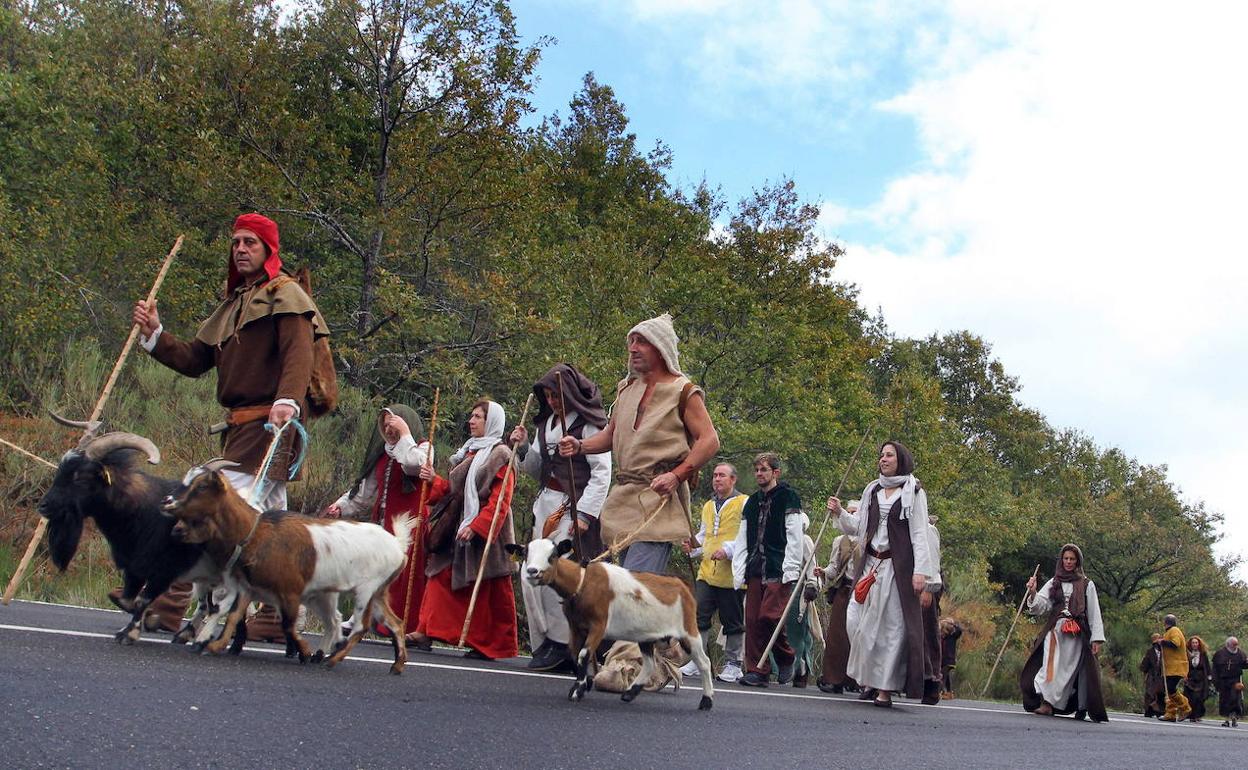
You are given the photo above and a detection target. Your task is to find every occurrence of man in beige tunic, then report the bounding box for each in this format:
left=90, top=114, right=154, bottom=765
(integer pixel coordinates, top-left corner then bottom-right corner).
left=559, top=313, right=719, bottom=574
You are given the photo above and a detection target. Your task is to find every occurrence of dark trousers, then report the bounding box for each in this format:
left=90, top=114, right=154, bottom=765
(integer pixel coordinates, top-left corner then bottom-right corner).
left=694, top=580, right=745, bottom=635
left=744, top=577, right=793, bottom=675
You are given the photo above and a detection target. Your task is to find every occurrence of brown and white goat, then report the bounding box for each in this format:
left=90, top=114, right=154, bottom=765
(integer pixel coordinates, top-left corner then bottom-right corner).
left=505, top=538, right=713, bottom=710
left=162, top=465, right=413, bottom=674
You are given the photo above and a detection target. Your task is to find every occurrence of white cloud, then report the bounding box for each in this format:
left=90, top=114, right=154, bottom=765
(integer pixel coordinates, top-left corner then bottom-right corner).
left=829, top=2, right=1248, bottom=573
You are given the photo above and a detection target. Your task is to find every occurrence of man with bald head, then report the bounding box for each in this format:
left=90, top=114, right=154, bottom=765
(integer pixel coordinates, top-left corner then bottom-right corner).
left=1212, top=636, right=1248, bottom=727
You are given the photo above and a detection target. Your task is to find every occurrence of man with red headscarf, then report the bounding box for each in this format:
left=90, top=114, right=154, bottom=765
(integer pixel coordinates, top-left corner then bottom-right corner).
left=130, top=214, right=329, bottom=634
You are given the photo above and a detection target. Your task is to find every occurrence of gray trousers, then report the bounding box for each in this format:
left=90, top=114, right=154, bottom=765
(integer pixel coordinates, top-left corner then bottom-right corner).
left=619, top=541, right=672, bottom=574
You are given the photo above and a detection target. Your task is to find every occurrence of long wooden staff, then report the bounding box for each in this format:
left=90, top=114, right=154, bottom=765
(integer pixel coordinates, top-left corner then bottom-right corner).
left=458, top=393, right=534, bottom=646
left=553, top=371, right=586, bottom=563
left=3, top=235, right=183, bottom=605
left=979, top=563, right=1041, bottom=698
left=0, top=437, right=58, bottom=470
left=400, top=388, right=439, bottom=635
left=756, top=428, right=872, bottom=669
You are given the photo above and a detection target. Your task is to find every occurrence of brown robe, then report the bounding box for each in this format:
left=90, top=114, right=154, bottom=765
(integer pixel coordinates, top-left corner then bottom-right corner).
left=851, top=487, right=932, bottom=699
left=423, top=444, right=515, bottom=590
left=1018, top=581, right=1108, bottom=722
left=150, top=274, right=324, bottom=481
left=1212, top=646, right=1248, bottom=717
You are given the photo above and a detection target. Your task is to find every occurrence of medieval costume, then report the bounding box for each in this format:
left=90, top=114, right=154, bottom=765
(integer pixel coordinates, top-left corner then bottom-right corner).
left=731, top=478, right=804, bottom=685
left=1183, top=636, right=1212, bottom=722
left=137, top=213, right=327, bottom=633
left=515, top=364, right=611, bottom=669
left=330, top=405, right=433, bottom=637
left=817, top=532, right=858, bottom=693
left=918, top=519, right=945, bottom=704
left=939, top=618, right=962, bottom=699
left=1159, top=619, right=1191, bottom=721
left=1019, top=544, right=1108, bottom=722
left=599, top=314, right=702, bottom=574
left=778, top=516, right=821, bottom=688
left=417, top=401, right=518, bottom=660
left=684, top=487, right=749, bottom=682
left=1211, top=639, right=1248, bottom=726
left=840, top=442, right=937, bottom=703
left=1138, top=639, right=1166, bottom=718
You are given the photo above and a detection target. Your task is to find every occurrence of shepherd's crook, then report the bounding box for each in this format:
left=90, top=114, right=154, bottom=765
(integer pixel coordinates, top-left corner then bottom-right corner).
left=401, top=388, right=439, bottom=635
left=755, top=428, right=872, bottom=670
left=458, top=393, right=534, bottom=647
left=3, top=235, right=183, bottom=605
left=979, top=563, right=1041, bottom=698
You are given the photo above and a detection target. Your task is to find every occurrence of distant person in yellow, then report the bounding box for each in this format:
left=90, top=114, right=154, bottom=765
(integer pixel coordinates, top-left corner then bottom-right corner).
left=679, top=463, right=748, bottom=682
left=1160, top=614, right=1192, bottom=721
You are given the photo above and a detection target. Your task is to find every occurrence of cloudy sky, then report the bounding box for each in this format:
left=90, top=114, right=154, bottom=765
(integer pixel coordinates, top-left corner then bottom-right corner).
left=514, top=0, right=1248, bottom=575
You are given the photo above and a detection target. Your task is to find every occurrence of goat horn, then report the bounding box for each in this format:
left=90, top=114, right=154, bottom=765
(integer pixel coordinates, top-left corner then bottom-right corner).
left=82, top=433, right=161, bottom=465
left=200, top=458, right=241, bottom=473
left=48, top=410, right=103, bottom=438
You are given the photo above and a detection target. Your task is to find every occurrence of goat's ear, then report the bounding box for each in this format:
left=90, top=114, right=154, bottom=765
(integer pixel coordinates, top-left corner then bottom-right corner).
left=503, top=543, right=526, bottom=562
left=555, top=539, right=574, bottom=557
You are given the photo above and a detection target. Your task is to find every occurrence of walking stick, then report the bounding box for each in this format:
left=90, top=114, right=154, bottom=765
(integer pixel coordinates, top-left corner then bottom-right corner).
left=3, top=235, right=183, bottom=605
left=756, top=428, right=872, bottom=670
left=401, top=388, right=439, bottom=635
left=979, top=563, right=1041, bottom=698
left=553, top=371, right=585, bottom=564
left=458, top=393, right=534, bottom=647
left=0, top=437, right=57, bottom=470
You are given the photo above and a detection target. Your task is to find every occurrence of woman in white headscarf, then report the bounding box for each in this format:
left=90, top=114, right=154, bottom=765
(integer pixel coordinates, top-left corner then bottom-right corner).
left=826, top=440, right=937, bottom=707
left=416, top=399, right=518, bottom=659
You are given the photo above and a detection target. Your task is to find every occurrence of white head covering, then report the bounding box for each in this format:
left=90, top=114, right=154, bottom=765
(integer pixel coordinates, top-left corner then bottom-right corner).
left=449, top=400, right=506, bottom=533
left=628, top=312, right=682, bottom=376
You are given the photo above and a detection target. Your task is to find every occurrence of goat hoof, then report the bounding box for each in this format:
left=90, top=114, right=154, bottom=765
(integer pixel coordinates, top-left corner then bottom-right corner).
left=189, top=641, right=206, bottom=654
left=621, top=684, right=642, bottom=703
left=567, top=684, right=583, bottom=701
left=698, top=696, right=713, bottom=711
left=311, top=651, right=325, bottom=664
left=298, top=652, right=310, bottom=664
left=390, top=663, right=403, bottom=676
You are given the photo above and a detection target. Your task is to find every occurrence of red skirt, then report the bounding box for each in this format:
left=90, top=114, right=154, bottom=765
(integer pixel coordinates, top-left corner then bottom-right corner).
left=417, top=568, right=518, bottom=659
left=385, top=513, right=427, bottom=634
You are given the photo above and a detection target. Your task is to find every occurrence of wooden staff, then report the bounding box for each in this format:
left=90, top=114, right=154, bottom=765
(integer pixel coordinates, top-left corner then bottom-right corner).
left=458, top=393, right=534, bottom=647
left=3, top=235, right=183, bottom=605
left=553, top=371, right=586, bottom=563
left=400, top=388, right=439, bottom=635
left=756, top=428, right=872, bottom=669
left=0, top=437, right=57, bottom=469
left=980, top=563, right=1041, bottom=698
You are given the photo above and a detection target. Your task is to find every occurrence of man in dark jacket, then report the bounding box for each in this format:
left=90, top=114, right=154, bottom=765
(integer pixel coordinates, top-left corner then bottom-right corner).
left=731, top=452, right=804, bottom=688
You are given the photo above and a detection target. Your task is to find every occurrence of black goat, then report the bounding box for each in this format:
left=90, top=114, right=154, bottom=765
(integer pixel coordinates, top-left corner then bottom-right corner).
left=38, top=418, right=242, bottom=649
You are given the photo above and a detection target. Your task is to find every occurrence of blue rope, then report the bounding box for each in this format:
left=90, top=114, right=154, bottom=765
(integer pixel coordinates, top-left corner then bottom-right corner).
left=247, top=418, right=309, bottom=508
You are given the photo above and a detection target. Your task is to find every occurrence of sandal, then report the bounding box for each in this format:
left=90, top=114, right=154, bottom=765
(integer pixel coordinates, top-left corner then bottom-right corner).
left=404, top=633, right=433, bottom=651
left=873, top=693, right=892, bottom=708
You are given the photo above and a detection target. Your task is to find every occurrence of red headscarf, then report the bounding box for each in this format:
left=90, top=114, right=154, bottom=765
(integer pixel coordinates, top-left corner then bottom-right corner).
left=227, top=213, right=283, bottom=293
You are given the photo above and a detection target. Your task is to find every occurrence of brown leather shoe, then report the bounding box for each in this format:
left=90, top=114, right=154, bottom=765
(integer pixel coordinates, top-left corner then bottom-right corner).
left=1035, top=702, right=1053, bottom=716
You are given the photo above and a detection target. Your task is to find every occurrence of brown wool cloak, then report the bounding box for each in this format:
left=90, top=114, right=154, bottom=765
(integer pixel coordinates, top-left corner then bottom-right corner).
left=1018, top=584, right=1109, bottom=722
left=424, top=444, right=515, bottom=591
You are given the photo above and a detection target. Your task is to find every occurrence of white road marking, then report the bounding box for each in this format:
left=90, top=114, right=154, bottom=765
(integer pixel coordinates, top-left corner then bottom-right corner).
left=0, top=612, right=1243, bottom=736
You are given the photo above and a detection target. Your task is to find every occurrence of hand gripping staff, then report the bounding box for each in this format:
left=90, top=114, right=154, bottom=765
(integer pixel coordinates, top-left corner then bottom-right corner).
left=3, top=235, right=183, bottom=605
left=458, top=393, right=535, bottom=647
left=755, top=428, right=872, bottom=668
left=401, top=388, right=439, bottom=635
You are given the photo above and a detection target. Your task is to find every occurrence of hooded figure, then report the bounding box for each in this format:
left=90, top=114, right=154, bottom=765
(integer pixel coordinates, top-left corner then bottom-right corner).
left=1019, top=544, right=1108, bottom=722
left=512, top=363, right=612, bottom=670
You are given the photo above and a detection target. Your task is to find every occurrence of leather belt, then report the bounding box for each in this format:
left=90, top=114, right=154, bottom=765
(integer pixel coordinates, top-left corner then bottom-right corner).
left=209, top=403, right=273, bottom=435
left=867, top=545, right=892, bottom=560
left=544, top=477, right=564, bottom=493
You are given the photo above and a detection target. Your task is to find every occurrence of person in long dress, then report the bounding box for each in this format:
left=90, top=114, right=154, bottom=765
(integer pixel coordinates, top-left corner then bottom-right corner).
left=417, top=400, right=518, bottom=660
left=326, top=404, right=433, bottom=644
left=825, top=440, right=937, bottom=708
left=1183, top=635, right=1213, bottom=722
left=1019, top=543, right=1108, bottom=722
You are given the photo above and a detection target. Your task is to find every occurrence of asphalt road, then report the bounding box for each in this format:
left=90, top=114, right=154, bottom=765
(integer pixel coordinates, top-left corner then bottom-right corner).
left=1, top=600, right=1244, bottom=769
